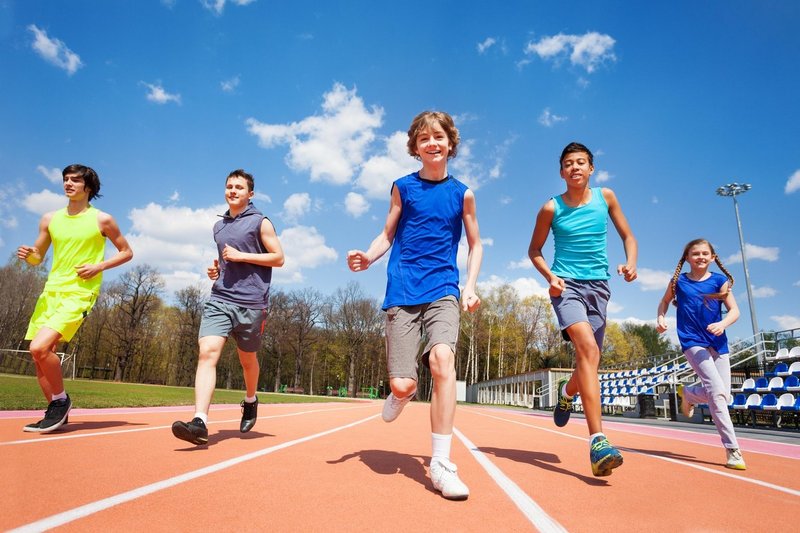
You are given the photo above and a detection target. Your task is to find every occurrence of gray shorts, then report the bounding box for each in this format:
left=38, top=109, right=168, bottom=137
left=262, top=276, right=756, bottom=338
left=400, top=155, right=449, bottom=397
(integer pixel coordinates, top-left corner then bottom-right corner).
left=199, top=299, right=267, bottom=353
left=550, top=278, right=610, bottom=349
left=385, top=295, right=460, bottom=380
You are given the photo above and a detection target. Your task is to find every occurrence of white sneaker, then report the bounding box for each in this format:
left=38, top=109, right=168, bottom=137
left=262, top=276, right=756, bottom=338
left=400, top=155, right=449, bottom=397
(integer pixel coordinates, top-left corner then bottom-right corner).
left=430, top=458, right=469, bottom=500
left=725, top=448, right=746, bottom=470
left=381, top=391, right=414, bottom=422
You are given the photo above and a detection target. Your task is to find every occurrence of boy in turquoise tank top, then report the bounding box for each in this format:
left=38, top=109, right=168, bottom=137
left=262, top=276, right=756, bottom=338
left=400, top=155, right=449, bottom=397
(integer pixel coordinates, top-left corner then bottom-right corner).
left=17, top=164, right=133, bottom=433
left=528, top=143, right=637, bottom=476
left=347, top=111, right=483, bottom=500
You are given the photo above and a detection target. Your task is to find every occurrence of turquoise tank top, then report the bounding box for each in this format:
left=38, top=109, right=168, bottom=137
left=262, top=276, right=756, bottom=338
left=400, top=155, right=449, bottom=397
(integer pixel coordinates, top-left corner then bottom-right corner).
left=550, top=188, right=610, bottom=280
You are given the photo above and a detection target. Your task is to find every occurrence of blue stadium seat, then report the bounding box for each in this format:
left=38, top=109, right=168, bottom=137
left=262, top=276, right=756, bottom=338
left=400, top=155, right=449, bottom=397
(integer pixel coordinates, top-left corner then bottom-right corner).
left=754, top=377, right=770, bottom=393
left=766, top=362, right=789, bottom=378
left=731, top=393, right=748, bottom=410
left=760, top=393, right=779, bottom=411
left=784, top=375, right=800, bottom=392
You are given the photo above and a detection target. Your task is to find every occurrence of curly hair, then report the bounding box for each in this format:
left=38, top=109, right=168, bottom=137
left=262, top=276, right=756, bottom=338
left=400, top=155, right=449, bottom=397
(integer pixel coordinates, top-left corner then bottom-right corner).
left=406, top=111, right=460, bottom=160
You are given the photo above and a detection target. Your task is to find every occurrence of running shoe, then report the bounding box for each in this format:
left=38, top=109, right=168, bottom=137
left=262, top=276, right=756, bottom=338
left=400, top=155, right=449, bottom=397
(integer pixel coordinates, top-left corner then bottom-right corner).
left=381, top=390, right=415, bottom=423
left=677, top=384, right=695, bottom=418
left=240, top=397, right=258, bottom=433
left=725, top=448, right=747, bottom=470
left=590, top=435, right=624, bottom=477
left=23, top=395, right=71, bottom=433
left=172, top=417, right=209, bottom=445
left=553, top=378, right=573, bottom=427
left=430, top=458, right=469, bottom=500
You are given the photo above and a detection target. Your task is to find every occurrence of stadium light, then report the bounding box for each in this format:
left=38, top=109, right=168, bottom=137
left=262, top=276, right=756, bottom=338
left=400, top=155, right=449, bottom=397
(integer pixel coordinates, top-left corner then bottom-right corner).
left=715, top=182, right=758, bottom=337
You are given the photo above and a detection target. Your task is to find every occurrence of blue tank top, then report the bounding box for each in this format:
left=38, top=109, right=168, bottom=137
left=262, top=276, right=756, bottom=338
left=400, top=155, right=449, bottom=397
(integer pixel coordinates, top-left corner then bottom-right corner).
left=211, top=203, right=273, bottom=309
left=382, top=173, right=467, bottom=309
left=550, top=188, right=610, bottom=280
left=675, top=272, right=729, bottom=353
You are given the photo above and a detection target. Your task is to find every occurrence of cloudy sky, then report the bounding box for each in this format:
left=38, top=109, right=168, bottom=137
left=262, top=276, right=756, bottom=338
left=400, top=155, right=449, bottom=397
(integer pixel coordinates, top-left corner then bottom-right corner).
left=1, top=1, right=799, bottom=344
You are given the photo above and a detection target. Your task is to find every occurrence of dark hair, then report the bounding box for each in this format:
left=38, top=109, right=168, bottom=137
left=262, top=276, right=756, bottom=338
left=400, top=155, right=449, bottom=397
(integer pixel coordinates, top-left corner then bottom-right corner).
left=669, top=238, right=735, bottom=307
left=559, top=142, right=594, bottom=168
left=63, top=164, right=101, bottom=201
left=406, top=111, right=460, bottom=159
left=227, top=169, right=254, bottom=191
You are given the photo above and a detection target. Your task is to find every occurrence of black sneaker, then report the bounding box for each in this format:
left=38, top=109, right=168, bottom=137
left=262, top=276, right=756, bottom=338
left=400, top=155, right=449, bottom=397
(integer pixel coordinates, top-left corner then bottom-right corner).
left=553, top=379, right=573, bottom=428
left=172, top=417, right=209, bottom=445
left=24, top=395, right=72, bottom=433
left=240, top=397, right=258, bottom=433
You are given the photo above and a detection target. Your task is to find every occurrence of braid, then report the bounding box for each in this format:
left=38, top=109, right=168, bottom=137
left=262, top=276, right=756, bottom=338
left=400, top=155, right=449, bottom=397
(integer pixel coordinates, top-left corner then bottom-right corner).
left=714, top=256, right=734, bottom=292
left=669, top=258, right=685, bottom=307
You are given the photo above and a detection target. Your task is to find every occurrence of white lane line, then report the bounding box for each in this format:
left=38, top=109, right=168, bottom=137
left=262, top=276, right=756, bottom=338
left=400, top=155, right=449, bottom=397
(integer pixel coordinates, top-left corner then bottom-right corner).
left=454, top=427, right=567, bottom=533
left=8, top=413, right=380, bottom=533
left=471, top=410, right=800, bottom=498
left=0, top=404, right=376, bottom=446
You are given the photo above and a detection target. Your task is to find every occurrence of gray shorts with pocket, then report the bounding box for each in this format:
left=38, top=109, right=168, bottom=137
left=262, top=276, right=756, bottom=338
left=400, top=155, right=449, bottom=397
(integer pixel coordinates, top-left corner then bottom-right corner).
left=550, top=278, right=610, bottom=349
left=199, top=299, right=267, bottom=353
left=385, top=295, right=460, bottom=380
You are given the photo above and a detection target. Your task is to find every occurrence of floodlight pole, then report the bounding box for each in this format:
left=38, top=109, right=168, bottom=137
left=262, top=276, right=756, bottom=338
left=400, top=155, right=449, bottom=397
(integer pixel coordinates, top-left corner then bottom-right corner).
left=715, top=183, right=758, bottom=338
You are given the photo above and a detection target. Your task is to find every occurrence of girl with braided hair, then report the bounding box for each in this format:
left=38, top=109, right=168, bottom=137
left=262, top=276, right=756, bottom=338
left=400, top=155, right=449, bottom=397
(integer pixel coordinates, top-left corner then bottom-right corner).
left=656, top=238, right=745, bottom=470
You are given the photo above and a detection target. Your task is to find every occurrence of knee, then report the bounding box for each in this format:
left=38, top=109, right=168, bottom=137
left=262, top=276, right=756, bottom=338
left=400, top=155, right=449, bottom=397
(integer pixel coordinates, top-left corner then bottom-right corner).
left=197, top=346, right=221, bottom=367
left=391, top=380, right=417, bottom=398
left=28, top=341, right=53, bottom=362
left=427, top=345, right=454, bottom=378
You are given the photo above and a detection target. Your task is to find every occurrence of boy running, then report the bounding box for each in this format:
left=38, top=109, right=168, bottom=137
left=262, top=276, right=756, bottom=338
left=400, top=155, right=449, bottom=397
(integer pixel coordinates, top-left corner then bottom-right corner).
left=18, top=164, right=133, bottom=433
left=172, top=169, right=284, bottom=445
left=347, top=111, right=483, bottom=500
left=528, top=142, right=637, bottom=476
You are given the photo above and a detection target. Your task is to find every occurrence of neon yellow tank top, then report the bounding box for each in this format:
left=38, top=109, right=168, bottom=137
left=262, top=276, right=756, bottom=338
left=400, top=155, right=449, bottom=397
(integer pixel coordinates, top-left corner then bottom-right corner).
left=43, top=205, right=106, bottom=294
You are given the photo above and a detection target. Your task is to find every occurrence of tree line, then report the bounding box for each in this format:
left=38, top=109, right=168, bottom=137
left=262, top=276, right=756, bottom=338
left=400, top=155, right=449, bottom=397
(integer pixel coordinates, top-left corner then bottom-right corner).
left=0, top=258, right=677, bottom=398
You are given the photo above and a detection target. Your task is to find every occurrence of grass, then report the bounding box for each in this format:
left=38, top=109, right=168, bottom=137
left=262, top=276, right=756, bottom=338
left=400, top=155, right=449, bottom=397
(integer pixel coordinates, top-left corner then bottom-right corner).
left=0, top=374, right=352, bottom=410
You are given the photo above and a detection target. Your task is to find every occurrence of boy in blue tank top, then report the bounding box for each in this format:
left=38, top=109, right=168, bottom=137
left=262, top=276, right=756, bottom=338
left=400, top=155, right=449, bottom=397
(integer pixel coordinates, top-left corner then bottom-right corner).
left=347, top=111, right=483, bottom=500
left=172, top=169, right=285, bottom=446
left=528, top=142, right=637, bottom=476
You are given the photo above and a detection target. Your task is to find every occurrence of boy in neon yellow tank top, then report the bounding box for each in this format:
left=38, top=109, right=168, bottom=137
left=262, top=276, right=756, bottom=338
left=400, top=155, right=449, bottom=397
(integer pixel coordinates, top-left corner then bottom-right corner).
left=17, top=164, right=133, bottom=433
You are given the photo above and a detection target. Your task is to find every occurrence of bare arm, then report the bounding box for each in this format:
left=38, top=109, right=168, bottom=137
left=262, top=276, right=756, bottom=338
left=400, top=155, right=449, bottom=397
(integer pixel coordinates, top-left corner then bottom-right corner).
left=17, top=212, right=54, bottom=266
left=603, top=188, right=638, bottom=282
left=460, top=189, right=483, bottom=312
left=221, top=218, right=285, bottom=268
left=74, top=212, right=134, bottom=280
left=527, top=200, right=564, bottom=297
left=347, top=185, right=402, bottom=272
left=656, top=284, right=674, bottom=333
left=708, top=282, right=740, bottom=336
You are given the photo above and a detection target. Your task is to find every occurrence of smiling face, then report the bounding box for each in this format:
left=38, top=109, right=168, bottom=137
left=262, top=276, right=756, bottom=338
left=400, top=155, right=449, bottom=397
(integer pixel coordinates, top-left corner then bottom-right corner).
left=225, top=176, right=253, bottom=212
left=685, top=242, right=715, bottom=271
left=414, top=122, right=452, bottom=165
left=559, top=151, right=594, bottom=188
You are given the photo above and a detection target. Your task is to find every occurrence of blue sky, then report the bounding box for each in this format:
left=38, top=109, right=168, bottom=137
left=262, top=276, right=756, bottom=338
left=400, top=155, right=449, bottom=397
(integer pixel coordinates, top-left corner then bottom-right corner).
left=1, top=1, right=799, bottom=345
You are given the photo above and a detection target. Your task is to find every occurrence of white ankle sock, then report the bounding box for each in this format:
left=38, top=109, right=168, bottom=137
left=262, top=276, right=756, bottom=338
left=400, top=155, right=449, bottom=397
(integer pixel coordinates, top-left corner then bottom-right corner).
left=431, top=433, right=452, bottom=461
left=194, top=412, right=208, bottom=424
left=589, top=432, right=605, bottom=444
left=561, top=382, right=573, bottom=399
left=51, top=391, right=67, bottom=401
left=245, top=395, right=257, bottom=403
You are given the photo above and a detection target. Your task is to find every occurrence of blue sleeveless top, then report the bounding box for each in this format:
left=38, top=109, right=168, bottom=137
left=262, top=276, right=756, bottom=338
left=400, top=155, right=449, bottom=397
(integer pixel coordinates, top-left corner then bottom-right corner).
left=550, top=187, right=610, bottom=280
left=211, top=203, right=273, bottom=309
left=382, top=172, right=467, bottom=310
left=675, top=272, right=729, bottom=353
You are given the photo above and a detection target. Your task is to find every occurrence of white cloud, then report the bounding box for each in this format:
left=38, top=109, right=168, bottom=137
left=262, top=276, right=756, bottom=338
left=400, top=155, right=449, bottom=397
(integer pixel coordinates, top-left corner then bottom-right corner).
left=538, top=108, right=567, bottom=127
left=751, top=285, right=777, bottom=298
left=246, top=83, right=384, bottom=185
left=36, top=165, right=62, bottom=184
left=457, top=236, right=493, bottom=274
left=283, top=192, right=311, bottom=222
left=277, top=225, right=338, bottom=283
left=0, top=185, right=21, bottom=230
left=169, top=191, right=180, bottom=202
left=23, top=189, right=65, bottom=215
left=253, top=191, right=272, bottom=204
left=344, top=192, right=370, bottom=218
left=594, top=170, right=611, bottom=183
left=606, top=301, right=624, bottom=314
left=355, top=131, right=418, bottom=198
left=221, top=75, right=240, bottom=92
left=141, top=82, right=181, bottom=105
left=477, top=274, right=549, bottom=299
left=477, top=37, right=496, bottom=54
left=201, top=0, right=256, bottom=15
left=524, top=32, right=616, bottom=73
left=28, top=25, right=83, bottom=75
left=785, top=169, right=800, bottom=194
left=794, top=280, right=800, bottom=287
left=771, top=315, right=800, bottom=330
left=637, top=268, right=671, bottom=292
left=652, top=196, right=659, bottom=204
left=724, top=243, right=779, bottom=264
left=507, top=256, right=533, bottom=270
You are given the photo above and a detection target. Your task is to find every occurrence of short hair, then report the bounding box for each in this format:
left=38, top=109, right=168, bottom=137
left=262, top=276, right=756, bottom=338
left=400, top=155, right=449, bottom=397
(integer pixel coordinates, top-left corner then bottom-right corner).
left=406, top=111, right=460, bottom=159
left=559, top=142, right=594, bottom=168
left=63, top=164, right=101, bottom=201
left=226, top=169, right=254, bottom=191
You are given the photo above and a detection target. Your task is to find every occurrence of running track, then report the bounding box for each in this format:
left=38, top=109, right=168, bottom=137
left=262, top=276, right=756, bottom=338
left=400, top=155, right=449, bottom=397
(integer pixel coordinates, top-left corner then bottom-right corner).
left=2, top=399, right=798, bottom=532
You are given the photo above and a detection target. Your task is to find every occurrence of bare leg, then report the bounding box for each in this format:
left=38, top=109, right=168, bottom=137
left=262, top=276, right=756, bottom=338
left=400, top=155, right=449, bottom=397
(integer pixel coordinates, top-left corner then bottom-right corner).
left=564, top=322, right=602, bottom=435
left=29, top=328, right=64, bottom=401
left=237, top=349, right=259, bottom=398
left=194, top=336, right=227, bottom=415
left=428, top=344, right=456, bottom=435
